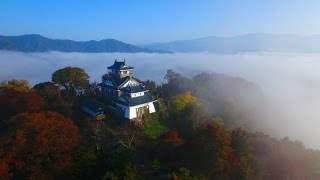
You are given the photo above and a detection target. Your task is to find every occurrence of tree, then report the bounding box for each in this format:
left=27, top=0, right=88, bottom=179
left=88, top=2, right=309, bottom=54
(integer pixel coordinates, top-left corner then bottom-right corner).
left=0, top=162, right=9, bottom=180
left=168, top=168, right=204, bottom=180
left=33, top=81, right=75, bottom=117
left=52, top=67, right=90, bottom=98
left=123, top=163, right=142, bottom=180
left=102, top=171, right=119, bottom=180
left=169, top=91, right=200, bottom=135
left=160, top=130, right=183, bottom=146
left=33, top=81, right=61, bottom=101
left=0, top=111, right=80, bottom=179
left=231, top=128, right=255, bottom=179
left=0, top=79, right=31, bottom=92
left=155, top=130, right=183, bottom=166
left=182, top=123, right=237, bottom=179
left=165, top=69, right=181, bottom=85
left=143, top=80, right=158, bottom=97
left=0, top=88, right=45, bottom=120
left=86, top=81, right=102, bottom=97
left=170, top=91, right=198, bottom=113
left=163, top=69, right=182, bottom=97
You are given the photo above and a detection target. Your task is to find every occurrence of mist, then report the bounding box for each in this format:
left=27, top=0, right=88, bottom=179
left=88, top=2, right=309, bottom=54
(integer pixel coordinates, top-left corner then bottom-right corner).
left=1, top=51, right=320, bottom=149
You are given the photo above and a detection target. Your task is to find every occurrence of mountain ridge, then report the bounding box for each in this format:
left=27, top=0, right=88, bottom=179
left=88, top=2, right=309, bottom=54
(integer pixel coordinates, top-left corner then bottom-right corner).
left=142, top=33, right=320, bottom=53
left=0, top=34, right=168, bottom=53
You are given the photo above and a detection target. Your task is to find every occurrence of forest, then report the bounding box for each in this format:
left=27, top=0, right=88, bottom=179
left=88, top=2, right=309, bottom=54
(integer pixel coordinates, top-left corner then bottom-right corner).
left=1, top=67, right=320, bottom=180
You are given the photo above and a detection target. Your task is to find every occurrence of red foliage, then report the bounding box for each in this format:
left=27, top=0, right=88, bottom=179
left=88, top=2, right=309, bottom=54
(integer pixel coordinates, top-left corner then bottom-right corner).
left=161, top=129, right=182, bottom=145
left=0, top=111, right=80, bottom=179
left=204, top=123, right=238, bottom=163
left=0, top=88, right=45, bottom=120
left=0, top=162, right=9, bottom=180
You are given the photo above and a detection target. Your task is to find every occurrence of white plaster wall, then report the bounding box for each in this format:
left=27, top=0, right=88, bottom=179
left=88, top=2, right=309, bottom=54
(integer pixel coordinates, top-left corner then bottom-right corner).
left=128, top=102, right=156, bottom=119
left=129, top=107, right=137, bottom=119
left=116, top=101, right=156, bottom=119
left=130, top=92, right=144, bottom=98
left=148, top=102, right=156, bottom=113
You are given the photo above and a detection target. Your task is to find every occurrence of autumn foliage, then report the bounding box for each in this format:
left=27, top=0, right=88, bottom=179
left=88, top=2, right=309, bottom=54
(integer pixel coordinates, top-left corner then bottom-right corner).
left=1, top=69, right=320, bottom=179
left=0, top=88, right=45, bottom=120
left=181, top=123, right=237, bottom=179
left=160, top=130, right=183, bottom=146
left=0, top=111, right=80, bottom=179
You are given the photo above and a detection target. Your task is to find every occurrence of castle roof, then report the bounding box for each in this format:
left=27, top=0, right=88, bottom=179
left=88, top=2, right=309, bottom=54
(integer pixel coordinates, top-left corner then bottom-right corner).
left=107, top=59, right=133, bottom=70
left=122, top=85, right=147, bottom=93
left=100, top=74, right=144, bottom=90
left=115, top=92, right=155, bottom=106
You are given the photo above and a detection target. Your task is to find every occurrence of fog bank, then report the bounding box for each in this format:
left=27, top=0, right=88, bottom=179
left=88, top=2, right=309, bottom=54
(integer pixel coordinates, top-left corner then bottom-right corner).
left=1, top=51, right=320, bottom=149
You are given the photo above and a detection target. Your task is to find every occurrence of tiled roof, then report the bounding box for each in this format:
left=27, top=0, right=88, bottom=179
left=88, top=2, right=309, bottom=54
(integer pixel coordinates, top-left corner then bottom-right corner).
left=101, top=75, right=145, bottom=90
left=122, top=85, right=147, bottom=93
left=115, top=92, right=155, bottom=106
left=107, top=60, right=133, bottom=70
left=100, top=75, right=131, bottom=88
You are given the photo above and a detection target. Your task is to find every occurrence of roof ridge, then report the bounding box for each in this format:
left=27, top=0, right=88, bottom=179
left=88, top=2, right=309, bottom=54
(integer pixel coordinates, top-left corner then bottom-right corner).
left=118, top=76, right=131, bottom=88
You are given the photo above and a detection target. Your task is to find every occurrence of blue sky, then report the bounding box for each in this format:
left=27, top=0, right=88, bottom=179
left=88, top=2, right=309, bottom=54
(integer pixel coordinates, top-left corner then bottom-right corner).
left=1, top=0, right=320, bottom=43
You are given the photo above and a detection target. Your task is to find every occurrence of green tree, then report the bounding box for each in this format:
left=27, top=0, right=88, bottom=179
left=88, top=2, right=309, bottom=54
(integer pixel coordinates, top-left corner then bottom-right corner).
left=52, top=67, right=90, bottom=98
left=33, top=82, right=61, bottom=101
left=154, top=98, right=169, bottom=121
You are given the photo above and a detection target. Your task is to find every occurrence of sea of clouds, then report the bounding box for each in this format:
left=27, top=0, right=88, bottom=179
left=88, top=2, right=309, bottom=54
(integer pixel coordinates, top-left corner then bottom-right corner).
left=1, top=51, right=320, bottom=149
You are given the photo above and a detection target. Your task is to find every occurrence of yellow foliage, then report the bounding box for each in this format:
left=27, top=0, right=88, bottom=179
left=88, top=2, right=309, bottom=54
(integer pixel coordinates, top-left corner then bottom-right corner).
left=0, top=80, right=31, bottom=92
left=170, top=91, right=198, bottom=112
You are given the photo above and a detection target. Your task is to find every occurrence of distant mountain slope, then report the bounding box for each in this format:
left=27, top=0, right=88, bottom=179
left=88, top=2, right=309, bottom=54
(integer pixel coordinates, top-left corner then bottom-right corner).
left=143, top=33, right=320, bottom=53
left=0, top=34, right=167, bottom=53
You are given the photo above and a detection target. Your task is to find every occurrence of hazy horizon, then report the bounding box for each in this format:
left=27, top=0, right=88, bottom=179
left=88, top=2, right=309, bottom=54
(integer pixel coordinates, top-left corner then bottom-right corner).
left=2, top=1, right=320, bottom=44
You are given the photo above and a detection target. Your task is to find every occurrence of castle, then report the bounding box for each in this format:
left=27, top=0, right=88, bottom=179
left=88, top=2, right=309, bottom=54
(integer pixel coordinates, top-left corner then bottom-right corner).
left=99, top=60, right=156, bottom=119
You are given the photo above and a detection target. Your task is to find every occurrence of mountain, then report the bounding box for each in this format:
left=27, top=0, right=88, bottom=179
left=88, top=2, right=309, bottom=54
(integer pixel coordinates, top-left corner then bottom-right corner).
left=143, top=33, right=320, bottom=53
left=0, top=34, right=168, bottom=53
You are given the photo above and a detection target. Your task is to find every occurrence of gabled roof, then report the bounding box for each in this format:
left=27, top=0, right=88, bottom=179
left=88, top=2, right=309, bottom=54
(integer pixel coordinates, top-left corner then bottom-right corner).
left=100, top=75, right=131, bottom=89
left=115, top=92, right=155, bottom=106
left=122, top=85, right=147, bottom=93
left=101, top=75, right=145, bottom=91
left=108, top=59, right=133, bottom=70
